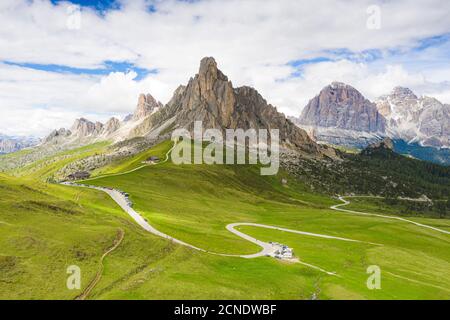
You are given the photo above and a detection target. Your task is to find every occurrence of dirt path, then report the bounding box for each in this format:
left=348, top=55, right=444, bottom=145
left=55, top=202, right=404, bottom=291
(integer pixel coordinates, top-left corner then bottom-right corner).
left=331, top=196, right=450, bottom=235
left=75, top=228, right=125, bottom=300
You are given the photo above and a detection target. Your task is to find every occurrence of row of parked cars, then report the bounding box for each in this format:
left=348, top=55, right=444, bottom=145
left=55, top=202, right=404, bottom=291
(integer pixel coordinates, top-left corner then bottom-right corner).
left=118, top=190, right=133, bottom=208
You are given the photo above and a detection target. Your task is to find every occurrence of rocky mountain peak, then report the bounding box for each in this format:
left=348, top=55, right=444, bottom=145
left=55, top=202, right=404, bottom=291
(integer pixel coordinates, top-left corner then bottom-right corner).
left=198, top=56, right=228, bottom=83
left=103, top=117, right=121, bottom=134
left=0, top=134, right=40, bottom=154
left=375, top=88, right=449, bottom=148
left=131, top=57, right=335, bottom=158
left=324, top=82, right=366, bottom=103
left=132, top=93, right=162, bottom=121
left=298, top=82, right=386, bottom=133
left=391, top=86, right=417, bottom=100
left=43, top=128, right=72, bottom=144
left=70, top=118, right=99, bottom=138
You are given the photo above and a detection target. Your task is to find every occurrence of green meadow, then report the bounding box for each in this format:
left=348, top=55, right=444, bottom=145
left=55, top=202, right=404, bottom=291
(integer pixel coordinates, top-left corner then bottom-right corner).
left=0, top=140, right=449, bottom=299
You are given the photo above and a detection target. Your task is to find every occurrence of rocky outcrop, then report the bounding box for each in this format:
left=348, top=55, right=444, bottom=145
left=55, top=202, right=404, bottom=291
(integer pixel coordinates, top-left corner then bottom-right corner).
left=0, top=139, right=19, bottom=154
left=367, top=137, right=394, bottom=151
left=299, top=82, right=386, bottom=133
left=361, top=137, right=395, bottom=157
left=44, top=116, right=122, bottom=145
left=43, top=128, right=72, bottom=144
left=102, top=117, right=121, bottom=135
left=70, top=118, right=100, bottom=138
left=132, top=94, right=163, bottom=121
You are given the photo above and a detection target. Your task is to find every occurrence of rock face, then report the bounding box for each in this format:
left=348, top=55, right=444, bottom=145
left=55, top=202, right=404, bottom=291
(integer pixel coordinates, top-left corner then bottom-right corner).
left=102, top=117, right=121, bottom=135
left=132, top=94, right=162, bottom=121
left=133, top=57, right=334, bottom=157
left=70, top=118, right=100, bottom=138
left=299, top=82, right=386, bottom=133
left=43, top=128, right=72, bottom=144
left=294, top=82, right=386, bottom=148
left=375, top=87, right=450, bottom=148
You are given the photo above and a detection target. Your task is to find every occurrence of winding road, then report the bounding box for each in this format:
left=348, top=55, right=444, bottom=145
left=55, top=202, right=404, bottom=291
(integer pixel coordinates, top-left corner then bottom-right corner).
left=331, top=195, right=450, bottom=235
left=63, top=181, right=363, bottom=275
left=62, top=144, right=449, bottom=277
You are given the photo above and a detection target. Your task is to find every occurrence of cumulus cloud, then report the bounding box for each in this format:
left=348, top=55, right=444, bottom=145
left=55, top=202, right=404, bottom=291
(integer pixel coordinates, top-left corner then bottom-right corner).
left=0, top=0, right=449, bottom=136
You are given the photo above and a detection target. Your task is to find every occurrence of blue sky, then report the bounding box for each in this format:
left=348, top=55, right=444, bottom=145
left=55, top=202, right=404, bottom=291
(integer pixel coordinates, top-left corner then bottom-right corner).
left=50, top=0, right=121, bottom=12
left=3, top=60, right=156, bottom=80
left=0, top=0, right=449, bottom=136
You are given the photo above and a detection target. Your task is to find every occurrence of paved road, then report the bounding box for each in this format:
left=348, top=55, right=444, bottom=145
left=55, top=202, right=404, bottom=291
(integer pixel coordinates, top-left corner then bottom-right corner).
left=59, top=146, right=380, bottom=276
left=63, top=182, right=207, bottom=252
left=63, top=181, right=372, bottom=275
left=66, top=181, right=363, bottom=258
left=226, top=222, right=369, bottom=257
left=331, top=196, right=450, bottom=235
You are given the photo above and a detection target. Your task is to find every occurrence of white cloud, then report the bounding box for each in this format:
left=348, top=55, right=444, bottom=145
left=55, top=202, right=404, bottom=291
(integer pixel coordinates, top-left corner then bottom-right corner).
left=0, top=0, right=449, bottom=136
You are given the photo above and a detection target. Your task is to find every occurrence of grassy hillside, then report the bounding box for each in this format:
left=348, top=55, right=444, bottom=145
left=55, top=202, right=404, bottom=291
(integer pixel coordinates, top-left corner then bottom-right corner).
left=0, top=173, right=139, bottom=299
left=1, top=140, right=449, bottom=299
left=0, top=173, right=322, bottom=300
left=3, top=142, right=110, bottom=181
left=83, top=140, right=450, bottom=299
left=345, top=197, right=450, bottom=219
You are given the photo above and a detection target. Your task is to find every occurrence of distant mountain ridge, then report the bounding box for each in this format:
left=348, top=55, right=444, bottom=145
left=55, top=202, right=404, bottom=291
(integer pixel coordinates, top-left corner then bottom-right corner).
left=293, top=83, right=449, bottom=164
left=42, top=92, right=162, bottom=147
left=0, top=134, right=39, bottom=154
left=376, top=86, right=449, bottom=149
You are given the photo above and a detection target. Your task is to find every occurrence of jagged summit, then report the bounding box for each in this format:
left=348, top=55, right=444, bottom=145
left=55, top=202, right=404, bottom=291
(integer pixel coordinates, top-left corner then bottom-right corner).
left=131, top=57, right=334, bottom=157
left=70, top=118, right=102, bottom=137
left=198, top=56, right=229, bottom=82
left=43, top=128, right=71, bottom=144
left=132, top=93, right=162, bottom=121
left=329, top=81, right=353, bottom=89
left=390, top=86, right=417, bottom=99
left=103, top=117, right=121, bottom=135
left=375, top=87, right=449, bottom=148
left=293, top=82, right=449, bottom=151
